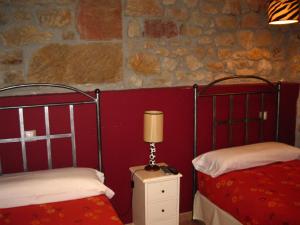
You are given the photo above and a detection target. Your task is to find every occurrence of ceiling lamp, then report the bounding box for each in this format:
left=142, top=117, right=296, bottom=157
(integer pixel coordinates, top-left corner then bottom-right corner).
left=268, top=0, right=299, bottom=25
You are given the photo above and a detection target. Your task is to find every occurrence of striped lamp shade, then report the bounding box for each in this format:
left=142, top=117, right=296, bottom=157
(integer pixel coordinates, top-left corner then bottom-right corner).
left=268, top=0, right=299, bottom=25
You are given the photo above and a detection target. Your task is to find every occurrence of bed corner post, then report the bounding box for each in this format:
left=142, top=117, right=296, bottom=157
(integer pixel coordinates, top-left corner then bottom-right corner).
left=95, top=89, right=103, bottom=172
left=193, top=84, right=198, bottom=217
left=276, top=81, right=281, bottom=142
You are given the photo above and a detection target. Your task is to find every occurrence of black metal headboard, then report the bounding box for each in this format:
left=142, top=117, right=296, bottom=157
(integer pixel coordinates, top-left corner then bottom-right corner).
left=0, top=83, right=102, bottom=174
left=192, top=75, right=280, bottom=198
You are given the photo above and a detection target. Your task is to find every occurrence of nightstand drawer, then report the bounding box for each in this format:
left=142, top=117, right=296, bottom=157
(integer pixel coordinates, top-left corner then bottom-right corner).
left=147, top=179, right=178, bottom=201
left=151, top=217, right=178, bottom=225
left=148, top=199, right=177, bottom=222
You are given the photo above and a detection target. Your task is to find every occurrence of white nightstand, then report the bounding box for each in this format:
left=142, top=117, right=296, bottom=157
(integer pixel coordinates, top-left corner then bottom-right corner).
left=129, top=163, right=182, bottom=225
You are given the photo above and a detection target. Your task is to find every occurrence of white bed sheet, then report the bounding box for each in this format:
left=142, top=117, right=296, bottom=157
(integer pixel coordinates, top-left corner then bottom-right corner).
left=193, top=191, right=242, bottom=225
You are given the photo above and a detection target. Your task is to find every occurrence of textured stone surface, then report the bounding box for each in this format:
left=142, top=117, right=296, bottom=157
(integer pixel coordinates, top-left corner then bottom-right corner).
left=198, top=36, right=213, bottom=45
left=29, top=43, right=122, bottom=83
left=0, top=50, right=22, bottom=65
left=257, top=59, right=272, bottom=75
left=183, top=0, right=198, bottom=8
left=218, top=48, right=233, bottom=59
left=200, top=2, right=218, bottom=14
left=1, top=25, right=52, bottom=47
left=126, top=0, right=163, bottom=16
left=215, top=33, right=235, bottom=46
left=245, top=48, right=271, bottom=60
left=237, top=30, right=253, bottom=49
left=180, top=24, right=202, bottom=37
left=190, top=11, right=212, bottom=27
left=255, top=30, right=272, bottom=46
left=222, top=0, right=241, bottom=15
left=162, top=57, right=178, bottom=71
left=128, top=19, right=141, bottom=38
left=0, top=70, right=25, bottom=86
left=77, top=0, right=122, bottom=40
left=172, top=47, right=189, bottom=56
left=236, top=68, right=256, bottom=75
left=162, top=0, right=176, bottom=5
left=241, top=13, right=262, bottom=29
left=215, top=15, right=238, bottom=29
left=207, top=62, right=224, bottom=72
left=185, top=55, right=202, bottom=71
left=246, top=0, right=266, bottom=12
left=62, top=30, right=75, bottom=40
left=14, top=10, right=32, bottom=21
left=0, top=11, right=7, bottom=25
left=129, top=53, right=160, bottom=75
left=166, top=8, right=189, bottom=21
left=38, top=9, right=71, bottom=27
left=144, top=20, right=178, bottom=38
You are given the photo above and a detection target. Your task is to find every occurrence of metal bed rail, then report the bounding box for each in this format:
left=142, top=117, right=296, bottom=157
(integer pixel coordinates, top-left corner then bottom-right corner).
left=0, top=83, right=102, bottom=175
left=192, top=75, right=281, bottom=202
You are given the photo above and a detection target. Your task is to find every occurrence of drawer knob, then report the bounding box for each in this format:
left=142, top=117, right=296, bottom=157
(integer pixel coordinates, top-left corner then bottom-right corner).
left=161, top=190, right=165, bottom=193
left=161, top=209, right=165, bottom=212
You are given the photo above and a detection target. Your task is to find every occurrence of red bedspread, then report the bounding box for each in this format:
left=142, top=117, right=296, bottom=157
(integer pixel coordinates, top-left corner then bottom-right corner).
left=198, top=160, right=300, bottom=225
left=0, top=195, right=123, bottom=225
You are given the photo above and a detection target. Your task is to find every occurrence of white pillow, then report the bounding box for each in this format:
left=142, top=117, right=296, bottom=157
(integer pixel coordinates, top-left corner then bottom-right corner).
left=0, top=167, right=115, bottom=208
left=192, top=142, right=300, bottom=178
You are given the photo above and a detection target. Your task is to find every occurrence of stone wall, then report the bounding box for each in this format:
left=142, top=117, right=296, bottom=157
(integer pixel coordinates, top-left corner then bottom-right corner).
left=1, top=0, right=300, bottom=143
left=1, top=0, right=300, bottom=90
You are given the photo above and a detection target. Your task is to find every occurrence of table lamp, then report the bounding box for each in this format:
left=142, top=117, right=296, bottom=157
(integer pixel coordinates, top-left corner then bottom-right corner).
left=144, top=110, right=163, bottom=171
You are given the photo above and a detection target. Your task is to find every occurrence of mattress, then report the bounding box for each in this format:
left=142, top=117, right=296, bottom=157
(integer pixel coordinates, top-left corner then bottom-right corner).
left=197, top=160, right=300, bottom=225
left=0, top=194, right=123, bottom=225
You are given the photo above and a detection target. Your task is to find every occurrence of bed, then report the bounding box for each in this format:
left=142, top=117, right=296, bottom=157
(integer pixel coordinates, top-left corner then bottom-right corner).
left=0, top=83, right=123, bottom=225
left=192, top=75, right=300, bottom=225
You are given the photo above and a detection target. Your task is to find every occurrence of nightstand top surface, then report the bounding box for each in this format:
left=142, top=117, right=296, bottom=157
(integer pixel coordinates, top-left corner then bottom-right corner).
left=129, top=163, right=182, bottom=183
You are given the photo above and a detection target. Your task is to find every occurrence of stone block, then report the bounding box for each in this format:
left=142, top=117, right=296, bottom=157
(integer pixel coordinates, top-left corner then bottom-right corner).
left=62, top=30, right=75, bottom=40
left=218, top=48, right=233, bottom=60
left=162, top=0, right=176, bottom=5
left=14, top=10, right=32, bottom=21
left=198, top=36, right=213, bottom=45
left=129, top=52, right=160, bottom=75
left=180, top=24, right=202, bottom=37
left=77, top=0, right=122, bottom=40
left=215, top=32, right=235, bottom=46
left=237, top=30, right=253, bottom=49
left=128, top=19, right=141, bottom=38
left=0, top=70, right=25, bottom=87
left=254, top=30, right=272, bottom=47
left=257, top=59, right=272, bottom=75
left=1, top=25, right=52, bottom=47
left=0, top=50, right=22, bottom=65
left=144, top=20, right=178, bottom=38
left=241, top=13, right=262, bottom=29
left=215, top=15, right=238, bottom=30
left=222, top=0, right=241, bottom=15
left=28, top=43, right=122, bottom=84
left=185, top=55, right=203, bottom=71
left=166, top=8, right=189, bottom=21
left=200, top=2, right=218, bottom=14
left=125, top=0, right=163, bottom=16
left=0, top=11, right=8, bottom=25
left=162, top=57, right=178, bottom=71
left=190, top=11, right=212, bottom=28
left=183, top=0, right=198, bottom=8
left=207, top=62, right=224, bottom=72
left=38, top=9, right=71, bottom=27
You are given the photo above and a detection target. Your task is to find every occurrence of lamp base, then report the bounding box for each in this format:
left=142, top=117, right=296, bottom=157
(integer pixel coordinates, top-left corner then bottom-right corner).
left=144, top=164, right=160, bottom=171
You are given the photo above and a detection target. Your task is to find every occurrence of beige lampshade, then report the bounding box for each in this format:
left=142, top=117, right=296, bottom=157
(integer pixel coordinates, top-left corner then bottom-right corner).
left=144, top=111, right=163, bottom=143
left=268, top=0, right=299, bottom=25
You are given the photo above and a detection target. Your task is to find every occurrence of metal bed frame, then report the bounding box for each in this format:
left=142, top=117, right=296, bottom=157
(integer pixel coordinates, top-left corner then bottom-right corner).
left=0, top=83, right=102, bottom=175
left=192, top=75, right=281, bottom=199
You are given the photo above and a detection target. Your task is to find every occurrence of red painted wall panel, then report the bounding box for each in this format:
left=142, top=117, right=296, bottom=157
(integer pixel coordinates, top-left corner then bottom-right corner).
left=0, top=83, right=298, bottom=224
